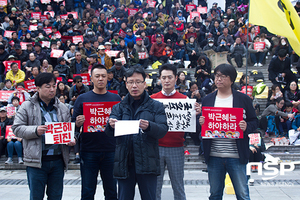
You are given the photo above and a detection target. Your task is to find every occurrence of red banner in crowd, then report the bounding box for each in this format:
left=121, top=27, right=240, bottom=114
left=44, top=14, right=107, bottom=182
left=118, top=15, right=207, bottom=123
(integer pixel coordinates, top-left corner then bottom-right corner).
left=249, top=133, right=261, bottom=145
left=50, top=49, right=64, bottom=58
left=119, top=29, right=126, bottom=38
left=128, top=8, right=138, bottom=16
left=114, top=57, right=126, bottom=65
left=201, top=107, right=244, bottom=139
left=40, top=15, right=49, bottom=22
left=197, top=7, right=207, bottom=14
left=241, top=86, right=253, bottom=97
left=60, top=14, right=68, bottom=20
left=56, top=77, right=63, bottom=86
left=0, top=0, right=7, bottom=6
left=0, top=91, right=13, bottom=102
left=5, top=126, right=17, bottom=139
left=55, top=31, right=62, bottom=38
left=3, top=60, right=21, bottom=72
left=43, top=27, right=52, bottom=35
left=138, top=52, right=148, bottom=59
left=254, top=42, right=265, bottom=50
left=105, top=50, right=120, bottom=57
left=31, top=12, right=41, bottom=20
left=24, top=80, right=37, bottom=91
left=67, top=12, right=78, bottom=19
left=190, top=12, right=200, bottom=19
left=29, top=25, right=38, bottom=31
left=44, top=11, right=55, bottom=17
left=6, top=106, right=16, bottom=117
left=20, top=42, right=33, bottom=50
left=83, top=102, right=120, bottom=132
left=147, top=0, right=156, bottom=8
left=72, top=35, right=84, bottom=44
left=108, top=90, right=118, bottom=94
left=45, top=122, right=75, bottom=144
left=73, top=74, right=90, bottom=85
left=4, top=31, right=15, bottom=39
left=186, top=5, right=196, bottom=12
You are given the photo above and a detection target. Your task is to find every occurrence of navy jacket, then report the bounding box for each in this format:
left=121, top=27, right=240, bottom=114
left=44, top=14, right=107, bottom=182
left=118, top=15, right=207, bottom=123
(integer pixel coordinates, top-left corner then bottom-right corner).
left=105, top=91, right=168, bottom=179
left=201, top=89, right=258, bottom=164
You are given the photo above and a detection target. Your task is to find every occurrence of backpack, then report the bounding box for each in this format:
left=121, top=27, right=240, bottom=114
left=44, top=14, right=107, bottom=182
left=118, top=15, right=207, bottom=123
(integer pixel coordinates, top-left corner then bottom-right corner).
left=266, top=116, right=279, bottom=136
left=250, top=70, right=264, bottom=82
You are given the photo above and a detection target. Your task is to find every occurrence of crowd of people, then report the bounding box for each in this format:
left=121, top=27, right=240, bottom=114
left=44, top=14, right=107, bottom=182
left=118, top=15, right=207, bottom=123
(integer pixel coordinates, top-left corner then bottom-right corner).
left=0, top=0, right=300, bottom=200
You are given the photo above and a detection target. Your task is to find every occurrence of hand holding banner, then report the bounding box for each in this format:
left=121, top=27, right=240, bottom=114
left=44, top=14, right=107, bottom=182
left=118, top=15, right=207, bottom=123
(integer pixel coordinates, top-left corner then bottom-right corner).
left=5, top=126, right=17, bottom=139
left=50, top=49, right=64, bottom=58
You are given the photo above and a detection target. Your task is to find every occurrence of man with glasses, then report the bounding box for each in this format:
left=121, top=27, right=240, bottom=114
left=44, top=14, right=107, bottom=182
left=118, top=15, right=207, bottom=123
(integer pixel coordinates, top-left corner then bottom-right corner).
left=106, top=66, right=168, bottom=200
left=69, top=76, right=89, bottom=106
left=70, top=52, right=89, bottom=78
left=97, top=45, right=113, bottom=69
left=72, top=64, right=121, bottom=200
left=199, top=64, right=258, bottom=200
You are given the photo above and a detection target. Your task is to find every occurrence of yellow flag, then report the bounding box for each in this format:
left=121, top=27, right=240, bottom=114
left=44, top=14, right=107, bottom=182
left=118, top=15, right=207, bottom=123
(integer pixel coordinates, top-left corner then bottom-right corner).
left=249, top=0, right=300, bottom=55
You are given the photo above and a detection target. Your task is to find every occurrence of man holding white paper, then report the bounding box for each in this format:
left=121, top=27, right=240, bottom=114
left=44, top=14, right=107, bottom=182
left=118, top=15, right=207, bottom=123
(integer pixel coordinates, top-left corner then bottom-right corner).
left=106, top=66, right=168, bottom=200
left=12, top=73, right=75, bottom=200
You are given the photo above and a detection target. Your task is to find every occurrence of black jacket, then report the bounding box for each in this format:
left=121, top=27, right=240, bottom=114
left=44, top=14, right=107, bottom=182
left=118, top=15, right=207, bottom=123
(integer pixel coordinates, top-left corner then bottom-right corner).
left=201, top=89, right=258, bottom=164
left=69, top=58, right=89, bottom=78
left=105, top=92, right=168, bottom=179
left=268, top=56, right=296, bottom=84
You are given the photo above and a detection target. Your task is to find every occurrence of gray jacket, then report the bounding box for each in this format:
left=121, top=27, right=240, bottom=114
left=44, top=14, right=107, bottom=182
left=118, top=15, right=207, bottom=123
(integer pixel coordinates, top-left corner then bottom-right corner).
left=12, top=93, right=71, bottom=169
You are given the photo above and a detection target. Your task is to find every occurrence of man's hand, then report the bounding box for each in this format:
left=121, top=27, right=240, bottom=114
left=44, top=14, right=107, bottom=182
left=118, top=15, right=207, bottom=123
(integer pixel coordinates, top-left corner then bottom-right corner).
left=76, top=115, right=85, bottom=127
left=17, top=138, right=22, bottom=142
left=288, top=113, right=294, bottom=119
left=37, top=125, right=48, bottom=136
left=71, top=96, right=77, bottom=102
left=0, top=136, right=4, bottom=140
left=195, top=102, right=201, bottom=115
left=66, top=140, right=76, bottom=146
left=239, top=120, right=247, bottom=131
left=139, top=119, right=149, bottom=130
left=109, top=118, right=118, bottom=129
left=199, top=116, right=205, bottom=125
left=250, top=146, right=257, bottom=153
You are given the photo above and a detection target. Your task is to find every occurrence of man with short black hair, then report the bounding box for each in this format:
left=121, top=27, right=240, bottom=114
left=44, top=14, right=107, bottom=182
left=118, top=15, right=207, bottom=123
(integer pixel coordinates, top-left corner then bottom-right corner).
left=70, top=52, right=89, bottom=78
left=72, top=64, right=121, bottom=200
left=106, top=66, right=168, bottom=200
left=12, top=73, right=75, bottom=200
left=69, top=76, right=90, bottom=105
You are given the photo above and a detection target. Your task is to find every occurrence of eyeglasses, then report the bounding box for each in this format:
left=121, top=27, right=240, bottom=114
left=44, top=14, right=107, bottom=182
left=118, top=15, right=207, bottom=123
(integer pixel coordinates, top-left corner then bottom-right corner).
left=126, top=81, right=144, bottom=86
left=76, top=80, right=82, bottom=83
left=215, top=74, right=228, bottom=80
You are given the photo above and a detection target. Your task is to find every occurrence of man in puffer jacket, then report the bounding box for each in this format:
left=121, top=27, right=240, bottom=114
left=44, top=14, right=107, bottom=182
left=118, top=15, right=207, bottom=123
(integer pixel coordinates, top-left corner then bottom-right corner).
left=106, top=66, right=168, bottom=200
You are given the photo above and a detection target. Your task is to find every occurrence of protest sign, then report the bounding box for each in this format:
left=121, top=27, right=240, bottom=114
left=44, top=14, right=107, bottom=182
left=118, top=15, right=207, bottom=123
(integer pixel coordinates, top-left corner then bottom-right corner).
left=0, top=91, right=13, bottom=102
left=20, top=42, right=33, bottom=50
left=0, top=0, right=7, bottom=6
left=156, top=99, right=196, bottom=132
left=5, top=126, right=17, bottom=139
left=190, top=12, right=200, bottom=19
left=40, top=41, right=51, bottom=48
left=73, top=74, right=90, bottom=85
left=119, top=29, right=126, bottom=38
left=241, top=86, right=253, bottom=97
left=147, top=0, right=156, bottom=7
left=128, top=8, right=138, bottom=16
left=114, top=57, right=126, bottom=65
left=60, top=14, right=68, bottom=20
left=45, top=122, right=75, bottom=144
left=67, top=12, right=78, bottom=19
left=43, top=27, right=52, bottom=35
left=105, top=50, right=120, bottom=57
left=186, top=4, right=196, bottom=12
left=24, top=80, right=37, bottom=91
left=41, top=0, right=51, bottom=3
left=115, top=120, right=140, bottom=136
left=56, top=77, right=63, bottom=86
left=55, top=31, right=62, bottom=38
left=249, top=133, right=261, bottom=146
left=31, top=12, right=41, bottom=20
left=201, top=107, right=244, bottom=139
left=197, top=7, right=207, bottom=13
left=50, top=49, right=64, bottom=58
left=40, top=15, right=48, bottom=22
left=72, top=35, right=83, bottom=44
left=29, top=25, right=38, bottom=31
left=83, top=102, right=120, bottom=132
left=4, top=31, right=15, bottom=39
left=3, top=60, right=21, bottom=72
left=108, top=90, right=118, bottom=94
left=6, top=106, right=16, bottom=117
left=204, top=50, right=229, bottom=69
left=44, top=11, right=55, bottom=17
left=254, top=42, right=266, bottom=50
left=138, top=52, right=148, bottom=59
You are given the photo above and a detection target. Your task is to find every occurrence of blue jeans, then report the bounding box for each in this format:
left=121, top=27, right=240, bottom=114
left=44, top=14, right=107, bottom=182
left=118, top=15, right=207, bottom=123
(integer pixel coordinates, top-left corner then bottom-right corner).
left=176, top=49, right=189, bottom=61
left=80, top=151, right=117, bottom=200
left=75, top=7, right=84, bottom=19
left=207, top=156, right=250, bottom=200
left=26, top=159, right=65, bottom=200
left=250, top=52, right=265, bottom=64
left=7, top=141, right=22, bottom=158
left=118, top=165, right=157, bottom=200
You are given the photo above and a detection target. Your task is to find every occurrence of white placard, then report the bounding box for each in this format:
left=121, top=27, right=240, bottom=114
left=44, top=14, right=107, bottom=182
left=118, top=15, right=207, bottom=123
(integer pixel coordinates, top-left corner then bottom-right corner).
left=156, top=99, right=196, bottom=132
left=45, top=122, right=75, bottom=144
left=114, top=120, right=140, bottom=136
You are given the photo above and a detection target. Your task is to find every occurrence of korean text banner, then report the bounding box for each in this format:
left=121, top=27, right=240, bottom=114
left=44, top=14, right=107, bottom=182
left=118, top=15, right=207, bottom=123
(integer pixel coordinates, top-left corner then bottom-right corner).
left=156, top=99, right=196, bottom=132
left=45, top=122, right=75, bottom=144
left=83, top=102, right=120, bottom=132
left=201, top=107, right=244, bottom=139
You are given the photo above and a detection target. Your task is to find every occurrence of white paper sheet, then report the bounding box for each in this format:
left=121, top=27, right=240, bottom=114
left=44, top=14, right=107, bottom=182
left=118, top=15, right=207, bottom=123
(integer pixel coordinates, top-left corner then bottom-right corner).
left=114, top=120, right=140, bottom=137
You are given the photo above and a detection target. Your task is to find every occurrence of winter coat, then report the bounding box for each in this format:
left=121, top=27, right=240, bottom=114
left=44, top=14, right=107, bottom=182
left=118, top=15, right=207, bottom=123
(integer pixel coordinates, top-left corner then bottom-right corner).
left=105, top=91, right=168, bottom=179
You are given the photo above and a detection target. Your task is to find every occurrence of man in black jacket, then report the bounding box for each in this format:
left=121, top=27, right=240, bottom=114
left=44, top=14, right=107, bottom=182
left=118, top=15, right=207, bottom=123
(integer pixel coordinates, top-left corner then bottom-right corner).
left=106, top=66, right=168, bottom=200
left=0, top=45, right=9, bottom=82
left=69, top=52, right=89, bottom=78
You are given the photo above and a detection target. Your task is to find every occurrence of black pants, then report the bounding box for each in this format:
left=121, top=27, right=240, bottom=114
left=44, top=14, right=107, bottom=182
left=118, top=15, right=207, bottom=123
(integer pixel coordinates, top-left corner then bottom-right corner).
left=0, top=139, right=7, bottom=158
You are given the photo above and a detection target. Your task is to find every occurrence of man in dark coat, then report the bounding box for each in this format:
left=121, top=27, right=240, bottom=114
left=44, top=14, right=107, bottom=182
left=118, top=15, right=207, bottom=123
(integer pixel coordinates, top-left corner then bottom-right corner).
left=106, top=66, right=168, bottom=200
